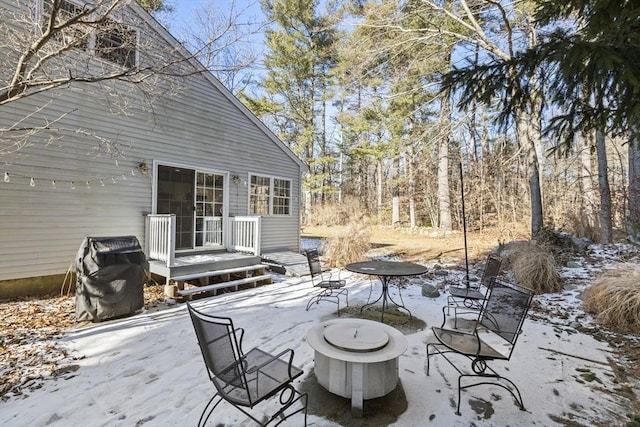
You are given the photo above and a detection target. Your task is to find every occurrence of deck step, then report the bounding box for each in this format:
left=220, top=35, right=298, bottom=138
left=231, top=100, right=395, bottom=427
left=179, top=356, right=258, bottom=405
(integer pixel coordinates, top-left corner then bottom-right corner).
left=176, top=274, right=272, bottom=297
left=171, top=264, right=267, bottom=282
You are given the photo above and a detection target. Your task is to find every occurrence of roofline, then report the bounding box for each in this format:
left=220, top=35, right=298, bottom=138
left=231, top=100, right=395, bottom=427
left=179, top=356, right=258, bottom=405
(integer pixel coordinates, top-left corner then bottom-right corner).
left=130, top=3, right=307, bottom=172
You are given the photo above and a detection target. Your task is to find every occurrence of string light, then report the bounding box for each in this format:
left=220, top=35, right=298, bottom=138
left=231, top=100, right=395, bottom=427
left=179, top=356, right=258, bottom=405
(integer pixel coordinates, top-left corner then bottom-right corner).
left=0, top=164, right=146, bottom=189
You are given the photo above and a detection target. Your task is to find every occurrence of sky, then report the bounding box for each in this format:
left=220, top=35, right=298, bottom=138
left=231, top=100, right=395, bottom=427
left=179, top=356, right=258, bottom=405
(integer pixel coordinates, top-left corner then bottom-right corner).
left=169, top=0, right=265, bottom=32
left=0, top=244, right=635, bottom=426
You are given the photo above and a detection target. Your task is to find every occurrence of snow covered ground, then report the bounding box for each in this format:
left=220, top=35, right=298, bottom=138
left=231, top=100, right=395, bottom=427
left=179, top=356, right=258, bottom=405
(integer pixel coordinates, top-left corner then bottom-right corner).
left=0, top=244, right=637, bottom=426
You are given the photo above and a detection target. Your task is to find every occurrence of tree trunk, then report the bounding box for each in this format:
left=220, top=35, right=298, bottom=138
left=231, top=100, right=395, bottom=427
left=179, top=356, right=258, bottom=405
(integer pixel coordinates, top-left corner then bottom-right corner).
left=376, top=159, right=383, bottom=223
left=595, top=130, right=613, bottom=243
left=516, top=110, right=544, bottom=237
left=392, top=156, right=400, bottom=226
left=304, top=187, right=312, bottom=226
left=579, top=133, right=596, bottom=233
left=437, top=90, right=452, bottom=232
left=407, top=145, right=417, bottom=227
left=627, top=135, right=640, bottom=243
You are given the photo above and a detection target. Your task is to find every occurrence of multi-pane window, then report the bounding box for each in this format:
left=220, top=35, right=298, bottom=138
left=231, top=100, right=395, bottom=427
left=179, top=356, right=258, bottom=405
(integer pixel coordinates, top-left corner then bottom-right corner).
left=250, top=175, right=270, bottom=215
left=195, top=173, right=224, bottom=247
left=41, top=0, right=137, bottom=68
left=249, top=175, right=291, bottom=216
left=42, top=0, right=90, bottom=48
left=273, top=179, right=291, bottom=215
left=96, top=19, right=137, bottom=68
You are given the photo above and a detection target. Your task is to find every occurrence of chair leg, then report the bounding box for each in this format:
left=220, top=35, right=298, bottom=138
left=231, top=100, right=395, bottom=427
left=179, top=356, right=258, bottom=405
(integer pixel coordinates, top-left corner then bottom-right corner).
left=458, top=372, right=526, bottom=415
left=271, top=386, right=308, bottom=427
left=199, top=393, right=223, bottom=427
left=427, top=343, right=526, bottom=416
left=306, top=288, right=341, bottom=314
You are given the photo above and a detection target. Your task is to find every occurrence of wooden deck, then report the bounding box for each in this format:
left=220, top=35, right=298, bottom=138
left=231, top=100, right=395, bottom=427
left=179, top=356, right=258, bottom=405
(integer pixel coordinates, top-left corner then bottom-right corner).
left=148, top=249, right=313, bottom=299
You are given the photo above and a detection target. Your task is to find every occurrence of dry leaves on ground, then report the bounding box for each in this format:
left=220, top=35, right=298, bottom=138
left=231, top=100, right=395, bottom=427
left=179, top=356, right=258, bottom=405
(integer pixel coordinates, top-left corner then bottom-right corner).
left=0, top=285, right=166, bottom=401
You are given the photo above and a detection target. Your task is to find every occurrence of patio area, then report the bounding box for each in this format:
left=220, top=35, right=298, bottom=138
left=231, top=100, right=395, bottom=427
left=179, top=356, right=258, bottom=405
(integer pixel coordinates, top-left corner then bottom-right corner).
left=0, top=255, right=635, bottom=426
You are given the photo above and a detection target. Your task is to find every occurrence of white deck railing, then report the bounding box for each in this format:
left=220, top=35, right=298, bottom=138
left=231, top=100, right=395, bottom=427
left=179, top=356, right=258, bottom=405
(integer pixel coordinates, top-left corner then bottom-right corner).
left=230, top=216, right=261, bottom=255
left=145, top=214, right=176, bottom=267
left=145, top=214, right=261, bottom=266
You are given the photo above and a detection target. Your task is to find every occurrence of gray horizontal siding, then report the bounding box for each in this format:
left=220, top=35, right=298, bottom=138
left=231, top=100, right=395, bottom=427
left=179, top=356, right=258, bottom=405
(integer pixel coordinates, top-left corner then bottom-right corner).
left=0, top=1, right=302, bottom=281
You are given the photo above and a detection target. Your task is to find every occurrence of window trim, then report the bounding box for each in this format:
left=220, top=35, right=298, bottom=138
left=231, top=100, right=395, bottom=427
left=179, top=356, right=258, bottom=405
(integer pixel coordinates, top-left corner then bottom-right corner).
left=40, top=0, right=139, bottom=68
left=248, top=174, right=292, bottom=216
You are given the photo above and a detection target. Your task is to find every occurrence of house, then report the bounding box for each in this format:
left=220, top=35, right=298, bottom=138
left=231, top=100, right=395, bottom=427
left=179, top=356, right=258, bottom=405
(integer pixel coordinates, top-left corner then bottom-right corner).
left=0, top=0, right=307, bottom=298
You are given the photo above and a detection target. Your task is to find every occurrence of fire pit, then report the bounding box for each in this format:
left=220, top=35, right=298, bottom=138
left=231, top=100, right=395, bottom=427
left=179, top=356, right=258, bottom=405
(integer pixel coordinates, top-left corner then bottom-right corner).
left=306, top=318, right=408, bottom=417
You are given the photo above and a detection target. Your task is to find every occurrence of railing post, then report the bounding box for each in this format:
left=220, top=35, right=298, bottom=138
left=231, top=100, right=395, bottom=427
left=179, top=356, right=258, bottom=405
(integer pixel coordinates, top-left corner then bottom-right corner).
left=253, top=216, right=261, bottom=256
left=146, top=214, right=175, bottom=267
left=167, top=215, right=175, bottom=267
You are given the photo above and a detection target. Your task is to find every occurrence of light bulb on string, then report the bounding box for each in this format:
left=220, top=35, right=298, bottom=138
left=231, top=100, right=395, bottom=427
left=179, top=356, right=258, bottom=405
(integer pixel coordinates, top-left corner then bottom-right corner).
left=30, top=177, right=35, bottom=187
left=3, top=172, right=9, bottom=183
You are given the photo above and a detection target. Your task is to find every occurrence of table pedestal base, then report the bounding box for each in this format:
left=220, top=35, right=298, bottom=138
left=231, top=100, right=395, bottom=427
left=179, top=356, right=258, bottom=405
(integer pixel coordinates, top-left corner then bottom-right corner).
left=313, top=351, right=399, bottom=417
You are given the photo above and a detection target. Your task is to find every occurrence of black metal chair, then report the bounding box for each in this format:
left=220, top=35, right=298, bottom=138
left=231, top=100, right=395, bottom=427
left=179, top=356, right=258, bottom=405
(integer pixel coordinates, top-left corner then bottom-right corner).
left=305, top=249, right=348, bottom=314
left=427, top=277, right=534, bottom=415
left=187, top=303, right=308, bottom=426
left=447, top=254, right=502, bottom=327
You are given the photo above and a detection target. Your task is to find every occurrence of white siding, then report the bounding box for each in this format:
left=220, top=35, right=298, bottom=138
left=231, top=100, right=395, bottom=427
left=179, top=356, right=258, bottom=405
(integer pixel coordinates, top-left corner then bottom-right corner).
left=0, top=0, right=304, bottom=281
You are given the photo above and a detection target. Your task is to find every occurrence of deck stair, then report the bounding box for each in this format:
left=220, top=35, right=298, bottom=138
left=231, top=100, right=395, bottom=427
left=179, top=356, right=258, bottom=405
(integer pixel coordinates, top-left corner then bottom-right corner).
left=261, top=250, right=311, bottom=277
left=174, top=263, right=272, bottom=298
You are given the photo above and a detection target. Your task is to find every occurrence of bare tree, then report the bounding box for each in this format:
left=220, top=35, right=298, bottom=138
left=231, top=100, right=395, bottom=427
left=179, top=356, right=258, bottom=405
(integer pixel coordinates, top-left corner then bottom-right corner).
left=0, top=0, right=258, bottom=156
left=178, top=0, right=265, bottom=95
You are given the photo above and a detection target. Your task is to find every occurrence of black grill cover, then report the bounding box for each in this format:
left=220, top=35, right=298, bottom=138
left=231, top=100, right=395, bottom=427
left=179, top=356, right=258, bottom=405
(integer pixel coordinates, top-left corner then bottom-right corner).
left=75, top=236, right=148, bottom=322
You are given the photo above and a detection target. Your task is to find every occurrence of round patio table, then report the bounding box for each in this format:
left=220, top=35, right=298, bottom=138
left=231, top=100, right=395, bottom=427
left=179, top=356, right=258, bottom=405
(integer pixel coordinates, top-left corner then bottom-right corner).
left=346, top=261, right=428, bottom=322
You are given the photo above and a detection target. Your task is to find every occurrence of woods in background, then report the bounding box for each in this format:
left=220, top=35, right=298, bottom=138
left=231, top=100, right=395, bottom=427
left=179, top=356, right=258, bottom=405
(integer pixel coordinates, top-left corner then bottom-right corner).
left=236, top=0, right=639, bottom=244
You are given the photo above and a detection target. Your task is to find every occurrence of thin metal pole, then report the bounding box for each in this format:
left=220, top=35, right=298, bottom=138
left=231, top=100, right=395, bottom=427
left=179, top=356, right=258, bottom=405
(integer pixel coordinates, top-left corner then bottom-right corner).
left=459, top=161, right=470, bottom=286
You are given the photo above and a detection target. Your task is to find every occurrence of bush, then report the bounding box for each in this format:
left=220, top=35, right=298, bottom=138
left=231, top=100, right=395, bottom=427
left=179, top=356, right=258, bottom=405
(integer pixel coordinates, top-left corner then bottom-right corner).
left=309, top=197, right=365, bottom=227
left=583, top=263, right=640, bottom=333
left=508, top=241, right=563, bottom=294
left=322, top=221, right=371, bottom=267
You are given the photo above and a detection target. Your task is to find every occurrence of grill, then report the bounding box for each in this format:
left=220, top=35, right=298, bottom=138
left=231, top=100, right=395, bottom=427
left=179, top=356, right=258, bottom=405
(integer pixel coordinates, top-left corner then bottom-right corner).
left=75, top=236, right=148, bottom=322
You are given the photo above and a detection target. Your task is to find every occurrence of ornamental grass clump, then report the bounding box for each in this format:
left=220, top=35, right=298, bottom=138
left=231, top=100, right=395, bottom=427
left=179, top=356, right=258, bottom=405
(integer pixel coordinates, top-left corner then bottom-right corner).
left=583, top=263, right=640, bottom=333
left=509, top=242, right=563, bottom=294
left=323, top=221, right=371, bottom=268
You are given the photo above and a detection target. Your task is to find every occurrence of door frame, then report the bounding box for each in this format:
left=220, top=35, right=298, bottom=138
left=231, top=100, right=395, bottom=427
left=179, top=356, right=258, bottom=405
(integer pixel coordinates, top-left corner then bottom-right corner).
left=152, top=160, right=230, bottom=252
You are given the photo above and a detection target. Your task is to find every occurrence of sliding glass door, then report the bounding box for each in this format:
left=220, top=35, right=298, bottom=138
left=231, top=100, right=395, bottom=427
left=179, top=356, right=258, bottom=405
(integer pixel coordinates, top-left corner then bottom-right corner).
left=156, top=165, right=225, bottom=251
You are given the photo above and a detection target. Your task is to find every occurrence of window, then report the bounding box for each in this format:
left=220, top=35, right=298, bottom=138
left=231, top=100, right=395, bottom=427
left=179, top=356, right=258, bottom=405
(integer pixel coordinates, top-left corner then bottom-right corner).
left=96, top=19, right=137, bottom=68
left=250, top=175, right=291, bottom=216
left=42, top=0, right=90, bottom=48
left=250, top=175, right=270, bottom=215
left=41, top=0, right=137, bottom=68
left=273, top=179, right=291, bottom=215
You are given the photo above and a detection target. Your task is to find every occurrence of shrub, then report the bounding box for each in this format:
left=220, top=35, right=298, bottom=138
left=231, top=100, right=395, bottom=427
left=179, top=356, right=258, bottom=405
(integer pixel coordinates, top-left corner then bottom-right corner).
left=310, top=197, right=366, bottom=227
left=583, top=263, right=640, bottom=333
left=322, top=221, right=371, bottom=267
left=508, top=241, right=563, bottom=294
